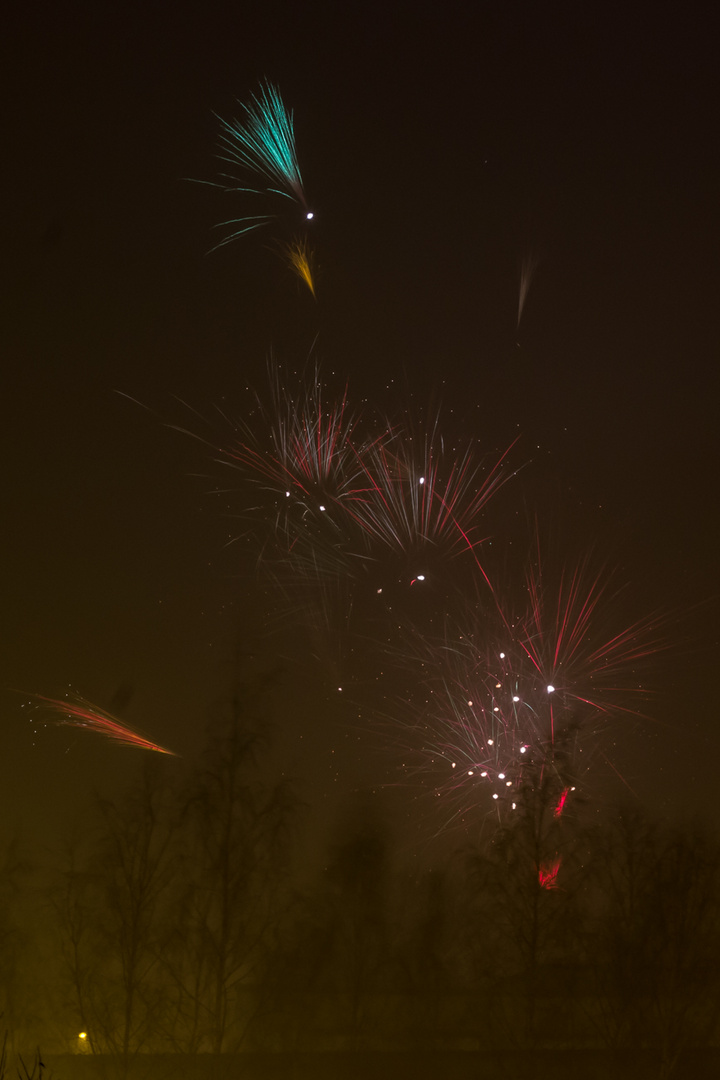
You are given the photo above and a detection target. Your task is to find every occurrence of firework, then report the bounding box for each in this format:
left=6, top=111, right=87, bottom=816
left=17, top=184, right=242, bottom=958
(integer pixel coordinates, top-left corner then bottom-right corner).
left=207, top=368, right=386, bottom=631
left=379, top=551, right=663, bottom=827
left=31, top=694, right=176, bottom=756
left=164, top=368, right=374, bottom=635
left=344, top=429, right=515, bottom=591
left=206, top=81, right=312, bottom=252
left=220, top=367, right=374, bottom=527
left=217, top=82, right=307, bottom=208
left=168, top=362, right=663, bottom=836
left=209, top=369, right=518, bottom=638
left=513, top=554, right=664, bottom=732
left=382, top=628, right=557, bottom=828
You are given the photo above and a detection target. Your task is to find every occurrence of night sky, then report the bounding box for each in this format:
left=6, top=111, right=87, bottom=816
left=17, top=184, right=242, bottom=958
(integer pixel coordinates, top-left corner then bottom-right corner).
left=3, top=3, right=719, bottom=855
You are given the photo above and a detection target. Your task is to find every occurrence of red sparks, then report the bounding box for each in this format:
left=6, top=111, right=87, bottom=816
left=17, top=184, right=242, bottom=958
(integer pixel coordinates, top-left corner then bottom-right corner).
left=538, top=856, right=562, bottom=889
left=554, top=787, right=569, bottom=817
left=34, top=695, right=176, bottom=756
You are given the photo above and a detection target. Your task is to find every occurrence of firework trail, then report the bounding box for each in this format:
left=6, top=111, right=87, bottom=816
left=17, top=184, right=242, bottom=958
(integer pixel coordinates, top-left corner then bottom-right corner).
left=517, top=250, right=539, bottom=328
left=538, top=856, right=562, bottom=889
left=30, top=694, right=176, bottom=756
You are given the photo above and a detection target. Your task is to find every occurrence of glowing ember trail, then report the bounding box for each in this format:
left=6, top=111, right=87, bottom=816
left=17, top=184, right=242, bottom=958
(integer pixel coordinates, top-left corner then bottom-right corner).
left=538, top=856, right=562, bottom=889
left=554, top=787, right=569, bottom=817
left=32, top=694, right=176, bottom=756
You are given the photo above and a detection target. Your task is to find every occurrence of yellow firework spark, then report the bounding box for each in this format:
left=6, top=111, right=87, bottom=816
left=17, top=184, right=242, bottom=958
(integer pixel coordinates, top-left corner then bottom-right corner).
left=284, top=237, right=316, bottom=297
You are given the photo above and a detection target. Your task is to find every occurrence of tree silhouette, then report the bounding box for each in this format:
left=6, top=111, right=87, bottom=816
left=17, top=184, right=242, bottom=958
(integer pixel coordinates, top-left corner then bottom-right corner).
left=462, top=740, right=585, bottom=1064
left=586, top=809, right=720, bottom=1078
left=161, top=678, right=297, bottom=1053
left=56, top=763, right=176, bottom=1074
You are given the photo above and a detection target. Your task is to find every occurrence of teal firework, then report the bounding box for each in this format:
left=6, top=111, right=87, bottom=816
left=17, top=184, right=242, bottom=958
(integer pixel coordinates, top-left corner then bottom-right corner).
left=216, top=81, right=307, bottom=210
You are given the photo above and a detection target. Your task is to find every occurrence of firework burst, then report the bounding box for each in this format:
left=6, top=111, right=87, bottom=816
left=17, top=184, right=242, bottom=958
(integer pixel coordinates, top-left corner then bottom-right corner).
left=219, top=367, right=378, bottom=534
left=379, top=552, right=664, bottom=828
left=344, top=428, right=516, bottom=592
left=207, top=369, right=517, bottom=639
left=206, top=367, right=385, bottom=630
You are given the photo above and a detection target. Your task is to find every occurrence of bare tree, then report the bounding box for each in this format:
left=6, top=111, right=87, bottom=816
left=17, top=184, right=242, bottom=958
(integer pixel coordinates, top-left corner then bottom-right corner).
left=587, top=810, right=720, bottom=1077
left=0, top=838, right=31, bottom=1049
left=393, top=866, right=454, bottom=1051
left=162, top=680, right=297, bottom=1054
left=462, top=745, right=586, bottom=1066
left=53, top=837, right=99, bottom=1049
left=316, top=805, right=394, bottom=1052
left=55, top=762, right=177, bottom=1076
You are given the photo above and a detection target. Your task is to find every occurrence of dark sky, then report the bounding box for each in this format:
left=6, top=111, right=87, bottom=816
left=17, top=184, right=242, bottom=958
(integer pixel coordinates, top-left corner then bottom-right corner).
left=2, top=3, right=719, bottom=854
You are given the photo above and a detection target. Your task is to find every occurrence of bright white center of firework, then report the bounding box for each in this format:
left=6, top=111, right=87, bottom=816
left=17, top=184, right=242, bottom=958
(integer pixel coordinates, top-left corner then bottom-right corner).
left=467, top=699, right=473, bottom=706
left=306, top=212, right=314, bottom=220
left=512, top=802, right=517, bottom=809
left=487, top=738, right=494, bottom=745
left=493, top=707, right=499, bottom=713
left=513, top=695, right=520, bottom=702
left=520, top=746, right=527, bottom=754
left=499, top=652, right=505, bottom=659
left=506, top=780, right=512, bottom=786
left=498, top=773, right=505, bottom=779
left=376, top=588, right=382, bottom=594
left=468, top=770, right=474, bottom=776
left=496, top=682, right=501, bottom=688
left=285, top=491, right=290, bottom=497
left=481, top=771, right=488, bottom=777
left=547, top=684, right=555, bottom=693
left=419, top=477, right=425, bottom=485
left=417, top=574, right=425, bottom=581
left=451, top=762, right=456, bottom=768
left=492, top=793, right=499, bottom=800
left=337, top=687, right=342, bottom=692
left=319, top=505, right=326, bottom=511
